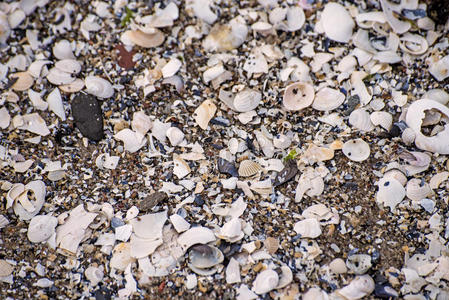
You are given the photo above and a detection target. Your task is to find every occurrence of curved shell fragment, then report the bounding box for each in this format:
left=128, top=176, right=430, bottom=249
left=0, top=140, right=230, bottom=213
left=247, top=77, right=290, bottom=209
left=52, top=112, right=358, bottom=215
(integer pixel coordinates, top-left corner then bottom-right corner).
left=123, top=29, right=165, bottom=48
left=312, top=87, right=345, bottom=111
left=252, top=269, right=279, bottom=295
left=399, top=33, right=428, bottom=55
left=376, top=177, right=405, bottom=210
left=194, top=99, right=216, bottom=130
left=27, top=215, right=58, bottom=243
left=53, top=39, right=75, bottom=60
left=233, top=88, right=261, bottom=112
left=321, top=3, right=355, bottom=43
left=177, top=226, right=216, bottom=251
left=336, top=275, right=375, bottom=299
left=293, top=218, right=322, bottom=238
left=10, top=72, right=34, bottom=91
left=55, top=59, right=82, bottom=75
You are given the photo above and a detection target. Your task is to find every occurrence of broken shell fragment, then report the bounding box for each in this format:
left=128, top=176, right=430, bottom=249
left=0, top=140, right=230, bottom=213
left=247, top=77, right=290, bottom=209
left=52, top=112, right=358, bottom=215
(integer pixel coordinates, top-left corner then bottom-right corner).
left=46, top=67, right=75, bottom=85
left=428, top=55, right=449, bottom=82
left=370, top=111, right=393, bottom=131
left=85, top=76, right=114, bottom=99
left=55, top=59, right=82, bottom=74
left=59, top=78, right=85, bottom=93
left=27, top=215, right=58, bottom=243
left=123, top=29, right=165, bottom=48
left=312, top=87, right=345, bottom=111
left=347, top=254, right=372, bottom=275
left=233, top=88, right=261, bottom=113
left=11, top=180, right=46, bottom=221
left=202, top=17, right=248, bottom=52
left=276, top=266, right=293, bottom=289
left=293, top=218, right=322, bottom=238
left=177, top=227, right=216, bottom=251
left=283, top=82, right=315, bottom=111
left=252, top=269, right=279, bottom=295
left=166, top=127, right=185, bottom=146
left=376, top=177, right=405, bottom=210
left=28, top=60, right=52, bottom=78
left=335, top=275, right=375, bottom=299
left=342, top=139, right=370, bottom=162
left=321, top=3, right=355, bottom=43
left=10, top=72, right=34, bottom=91
left=399, top=33, right=428, bottom=55
left=406, top=178, right=431, bottom=201
left=53, top=39, right=75, bottom=60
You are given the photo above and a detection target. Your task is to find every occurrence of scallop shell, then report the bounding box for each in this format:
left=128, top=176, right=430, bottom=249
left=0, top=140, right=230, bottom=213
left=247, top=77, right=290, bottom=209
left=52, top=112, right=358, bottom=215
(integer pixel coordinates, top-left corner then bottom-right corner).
left=376, top=177, right=405, bottom=210
left=238, top=160, right=262, bottom=177
left=55, top=59, right=82, bottom=75
left=312, top=87, right=345, bottom=111
left=85, top=76, right=114, bottom=99
left=349, top=109, right=375, bottom=132
left=347, top=254, right=372, bottom=275
left=123, top=29, right=165, bottom=48
left=193, top=99, right=217, bottom=130
left=342, top=139, right=370, bottom=162
left=283, top=82, right=315, bottom=111
left=293, top=218, right=322, bottom=238
left=406, top=178, right=431, bottom=202
left=177, top=226, right=216, bottom=251
left=53, top=39, right=75, bottom=60
left=27, top=214, right=58, bottom=243
left=28, top=60, right=52, bottom=78
left=321, top=2, right=355, bottom=43
left=233, top=88, right=261, bottom=113
left=166, top=126, right=185, bottom=146
left=399, top=33, right=428, bottom=55
left=59, top=78, right=85, bottom=93
left=252, top=269, right=279, bottom=295
left=336, top=275, right=375, bottom=299
left=370, top=111, right=393, bottom=130
left=46, top=67, right=75, bottom=85
left=10, top=72, right=34, bottom=91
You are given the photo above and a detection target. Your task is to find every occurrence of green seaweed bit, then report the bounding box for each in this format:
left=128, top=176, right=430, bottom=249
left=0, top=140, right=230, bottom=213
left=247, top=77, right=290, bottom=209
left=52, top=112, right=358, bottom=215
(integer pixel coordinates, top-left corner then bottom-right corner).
left=283, top=149, right=297, bottom=162
left=121, top=6, right=134, bottom=27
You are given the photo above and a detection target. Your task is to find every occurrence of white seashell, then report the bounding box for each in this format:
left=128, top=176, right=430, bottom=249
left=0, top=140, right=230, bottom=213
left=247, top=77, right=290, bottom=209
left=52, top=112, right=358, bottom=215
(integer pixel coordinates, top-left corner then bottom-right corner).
left=269, top=7, right=287, bottom=25
left=194, top=99, right=216, bottom=130
left=55, top=59, right=81, bottom=75
left=151, top=119, right=170, bottom=142
left=131, top=111, right=152, bottom=136
left=27, top=215, right=58, bottom=243
left=312, top=87, right=345, bottom=111
left=255, top=130, right=274, bottom=158
left=351, top=71, right=372, bottom=105
left=169, top=214, right=190, bottom=233
left=349, top=109, right=374, bottom=132
left=429, top=172, right=449, bottom=190
left=189, top=244, right=224, bottom=272
left=216, top=218, right=244, bottom=242
left=253, top=269, right=279, bottom=295
left=238, top=160, right=262, bottom=177
left=110, top=243, right=134, bottom=271
left=243, top=53, right=268, bottom=76
left=294, top=218, right=322, bottom=238
left=0, top=11, right=11, bottom=44
left=226, top=257, right=241, bottom=284
left=321, top=3, right=355, bottom=43
left=202, top=17, right=248, bottom=52
left=273, top=134, right=292, bottom=150
left=251, top=21, right=273, bottom=34
left=401, top=127, right=416, bottom=146
left=406, top=178, right=431, bottom=202
left=46, top=88, right=66, bottom=121
left=166, top=127, right=185, bottom=146
left=122, top=29, right=165, bottom=48
left=276, top=266, right=293, bottom=289
left=303, top=288, right=329, bottom=300
left=161, top=58, right=182, bottom=78
left=310, top=52, right=333, bottom=73
left=10, top=72, right=34, bottom=91
left=189, top=0, right=217, bottom=24
left=129, top=211, right=166, bottom=241
left=302, top=144, right=335, bottom=164
left=85, top=76, right=114, bottom=99
left=28, top=60, right=52, bottom=78
left=285, top=6, right=305, bottom=31
left=46, top=67, right=75, bottom=86
left=2, top=91, right=19, bottom=103
left=16, top=113, right=50, bottom=136
left=428, top=55, right=449, bottom=82
left=84, top=266, right=104, bottom=286
left=130, top=234, right=163, bottom=258
left=355, top=11, right=387, bottom=29
left=376, top=177, right=405, bottom=210
left=342, top=139, right=370, bottom=162
left=370, top=111, right=392, bottom=130
left=228, top=138, right=239, bottom=154
left=283, top=82, right=315, bottom=111
left=8, top=9, right=26, bottom=28
left=203, top=64, right=225, bottom=83
left=0, top=107, right=10, bottom=129
left=336, top=275, right=375, bottom=299
left=177, top=226, right=216, bottom=251
left=406, top=99, right=449, bottom=154
left=13, top=180, right=46, bottom=221
left=53, top=40, right=75, bottom=60
left=423, top=89, right=449, bottom=105
left=233, top=88, right=261, bottom=113
left=95, top=153, right=120, bottom=170
left=384, top=169, right=407, bottom=186
left=114, top=129, right=146, bottom=153
left=173, top=154, right=191, bottom=179
left=330, top=258, right=348, bottom=274
left=399, top=33, right=428, bottom=55
left=302, top=204, right=332, bottom=221
left=380, top=0, right=410, bottom=34
left=59, top=78, right=85, bottom=93
left=347, top=254, right=372, bottom=275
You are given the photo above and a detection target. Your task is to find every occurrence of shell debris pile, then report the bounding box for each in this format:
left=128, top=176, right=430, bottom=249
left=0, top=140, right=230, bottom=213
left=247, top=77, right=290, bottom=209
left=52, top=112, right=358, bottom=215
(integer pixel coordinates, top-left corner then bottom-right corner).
left=0, top=0, right=449, bottom=299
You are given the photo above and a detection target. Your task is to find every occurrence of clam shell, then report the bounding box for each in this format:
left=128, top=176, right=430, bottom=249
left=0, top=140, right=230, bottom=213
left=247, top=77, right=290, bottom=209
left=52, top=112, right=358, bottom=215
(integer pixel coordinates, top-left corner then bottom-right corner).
left=161, top=58, right=182, bottom=78
left=193, top=99, right=216, bottom=130
left=238, top=160, right=262, bottom=177
left=59, top=78, right=85, bottom=93
left=321, top=3, right=354, bottom=43
left=46, top=67, right=75, bottom=85
left=370, top=111, right=392, bottom=130
left=293, top=218, right=322, bottom=238
left=10, top=72, right=34, bottom=91
left=27, top=215, right=58, bottom=243
left=342, top=139, right=370, bottom=162
left=189, top=245, right=223, bottom=269
left=429, top=172, right=449, bottom=190
left=233, top=88, right=261, bottom=113
left=336, top=275, right=375, bottom=299
left=347, top=254, right=372, bottom=275
left=401, top=127, right=416, bottom=145
left=376, top=177, right=405, bottom=210
left=166, top=127, right=185, bottom=146
left=399, top=33, right=428, bottom=55
left=349, top=109, right=374, bottom=131
left=177, top=226, right=216, bottom=251
left=283, top=82, right=315, bottom=111
left=124, top=29, right=165, bottom=48
left=253, top=269, right=279, bottom=295
left=85, top=76, right=114, bottom=99
left=428, top=55, right=449, bottom=82
left=384, top=169, right=407, bottom=186
left=406, top=178, right=431, bottom=201
left=312, top=87, right=345, bottom=111
left=55, top=59, right=81, bottom=75
left=28, top=60, right=52, bottom=78
left=53, top=39, right=75, bottom=60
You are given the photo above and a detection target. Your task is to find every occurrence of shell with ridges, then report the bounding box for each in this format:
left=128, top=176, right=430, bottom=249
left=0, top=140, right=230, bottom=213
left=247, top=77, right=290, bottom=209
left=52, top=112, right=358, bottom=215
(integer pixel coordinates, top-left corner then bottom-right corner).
left=349, top=109, right=374, bottom=132
left=238, top=160, right=262, bottom=177
left=406, top=178, right=431, bottom=201
left=312, top=87, right=345, bottom=111
left=370, top=111, right=393, bottom=130
left=233, top=88, right=261, bottom=112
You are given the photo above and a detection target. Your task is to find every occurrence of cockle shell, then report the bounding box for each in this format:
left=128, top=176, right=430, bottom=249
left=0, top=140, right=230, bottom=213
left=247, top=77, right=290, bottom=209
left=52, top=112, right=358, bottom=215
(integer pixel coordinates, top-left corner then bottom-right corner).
left=233, top=88, right=261, bottom=112
left=193, top=99, right=216, bottom=130
left=123, top=29, right=165, bottom=48
left=188, top=244, right=224, bottom=276
left=27, top=215, right=58, bottom=243
left=312, top=87, right=345, bottom=111
left=85, top=76, right=114, bottom=99
left=342, top=139, right=370, bottom=162
left=283, top=82, right=315, bottom=111
left=252, top=269, right=279, bottom=295
left=238, top=160, right=262, bottom=177
left=349, top=109, right=374, bottom=131
left=336, top=275, right=375, bottom=299
left=55, top=59, right=82, bottom=74
left=321, top=3, right=355, bottom=43
left=406, top=178, right=431, bottom=201
left=370, top=111, right=393, bottom=130
left=376, top=177, right=405, bottom=210
left=10, top=72, right=34, bottom=91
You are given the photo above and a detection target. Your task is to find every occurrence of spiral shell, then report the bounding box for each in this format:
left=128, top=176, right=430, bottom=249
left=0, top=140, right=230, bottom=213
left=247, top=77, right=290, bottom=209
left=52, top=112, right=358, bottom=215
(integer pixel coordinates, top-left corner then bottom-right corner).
left=283, top=82, right=315, bottom=111
left=85, top=76, right=114, bottom=99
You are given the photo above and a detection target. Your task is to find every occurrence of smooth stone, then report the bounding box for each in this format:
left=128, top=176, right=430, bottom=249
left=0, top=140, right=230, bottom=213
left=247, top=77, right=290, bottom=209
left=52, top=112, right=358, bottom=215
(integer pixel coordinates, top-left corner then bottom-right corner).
left=71, top=94, right=104, bottom=141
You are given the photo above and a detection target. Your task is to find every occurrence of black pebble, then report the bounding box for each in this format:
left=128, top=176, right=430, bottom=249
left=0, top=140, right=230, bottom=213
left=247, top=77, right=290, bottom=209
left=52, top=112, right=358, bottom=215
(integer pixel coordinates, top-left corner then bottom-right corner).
left=194, top=194, right=205, bottom=206
left=94, top=288, right=112, bottom=300
left=71, top=94, right=104, bottom=141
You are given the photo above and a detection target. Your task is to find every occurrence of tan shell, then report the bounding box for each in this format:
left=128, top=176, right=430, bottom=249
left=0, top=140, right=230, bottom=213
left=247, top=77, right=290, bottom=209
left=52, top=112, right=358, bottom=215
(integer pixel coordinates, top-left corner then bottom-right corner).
left=11, top=72, right=34, bottom=91
left=283, top=82, right=315, bottom=111
left=312, top=87, right=345, bottom=111
left=193, top=99, right=217, bottom=130
left=406, top=178, right=431, bottom=201
left=238, top=160, right=262, bottom=177
left=370, top=111, right=393, bottom=130
left=342, top=139, right=370, bottom=162
left=59, top=78, right=85, bottom=93
left=0, top=260, right=13, bottom=277
left=233, top=88, right=261, bottom=112
left=124, top=29, right=165, bottom=48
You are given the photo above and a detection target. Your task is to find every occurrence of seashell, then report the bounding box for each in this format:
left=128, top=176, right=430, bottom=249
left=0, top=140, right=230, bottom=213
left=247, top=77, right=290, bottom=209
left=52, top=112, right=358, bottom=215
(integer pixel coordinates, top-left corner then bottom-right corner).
left=383, top=169, right=407, bottom=186
left=400, top=151, right=430, bottom=168
left=370, top=98, right=385, bottom=111
left=169, top=214, right=190, bottom=233
left=351, top=71, right=372, bottom=105
left=28, top=60, right=52, bottom=78
left=140, top=2, right=179, bottom=28
left=110, top=243, right=134, bottom=271
left=406, top=99, right=449, bottom=154
left=189, top=244, right=223, bottom=269
left=16, top=113, right=50, bottom=136
left=347, top=254, right=372, bottom=275
left=27, top=215, right=58, bottom=243
left=166, top=127, right=185, bottom=146
left=380, top=0, right=410, bottom=34
left=251, top=21, right=273, bottom=35
left=293, top=218, right=322, bottom=238
left=295, top=170, right=325, bottom=202
left=399, top=33, right=428, bottom=55
left=84, top=266, right=104, bottom=286
left=303, top=288, right=329, bottom=300
left=189, top=0, right=217, bottom=24
left=0, top=260, right=13, bottom=277
left=114, top=129, right=146, bottom=153
left=283, top=82, right=315, bottom=111
left=46, top=67, right=75, bottom=85
left=123, top=29, right=165, bottom=48
left=302, top=144, right=334, bottom=164
left=312, top=87, right=345, bottom=111
left=10, top=72, right=34, bottom=91
left=173, top=154, right=191, bottom=179
left=194, top=99, right=216, bottom=130
left=276, top=265, right=293, bottom=289
left=370, top=111, right=392, bottom=130
left=233, top=88, right=261, bottom=113
left=243, top=53, right=268, bottom=76
left=401, top=127, right=415, bottom=145
left=55, top=59, right=81, bottom=75
left=254, top=130, right=274, bottom=158
left=203, top=64, right=225, bottom=83
left=13, top=180, right=46, bottom=221
left=336, top=275, right=375, bottom=300
left=53, top=39, right=75, bottom=60
left=342, top=139, right=370, bottom=162
left=217, top=158, right=238, bottom=177
left=238, top=160, right=262, bottom=177
left=0, top=11, right=11, bottom=44
left=429, top=171, right=449, bottom=190
left=252, top=269, right=279, bottom=295
left=423, top=89, right=449, bottom=105
left=249, top=179, right=273, bottom=195
left=302, top=204, right=333, bottom=221
left=264, top=237, right=279, bottom=255
left=330, top=258, right=348, bottom=274
left=285, top=6, right=305, bottom=31
left=226, top=257, right=241, bottom=284
left=428, top=55, right=449, bottom=82
left=406, top=178, right=431, bottom=201
left=273, top=134, right=291, bottom=150
left=162, top=75, right=184, bottom=93
left=0, top=107, right=10, bottom=129
left=161, top=58, right=182, bottom=78
left=376, top=177, right=405, bottom=210
left=151, top=119, right=170, bottom=142
left=310, top=52, right=333, bottom=73
left=85, top=76, right=114, bottom=99
left=349, top=109, right=374, bottom=131
left=355, top=11, right=387, bottom=29
left=46, top=88, right=66, bottom=121
left=202, top=17, right=248, bottom=52
left=177, top=226, right=216, bottom=251
left=321, top=3, right=355, bottom=43
left=59, top=78, right=85, bottom=93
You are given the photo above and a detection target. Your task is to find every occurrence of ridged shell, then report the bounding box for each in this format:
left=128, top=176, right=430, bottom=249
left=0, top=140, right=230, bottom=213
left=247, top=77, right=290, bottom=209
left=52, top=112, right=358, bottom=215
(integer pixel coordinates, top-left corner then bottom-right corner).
left=46, top=67, right=75, bottom=85
left=233, top=88, right=261, bottom=112
left=85, top=76, right=114, bottom=99
left=124, top=29, right=165, bottom=48
left=376, top=177, right=405, bottom=210
left=349, top=109, right=374, bottom=131
left=193, top=99, right=217, bottom=130
left=312, top=87, right=345, bottom=111
left=342, top=139, right=370, bottom=162
left=238, top=160, right=262, bottom=177
left=321, top=3, right=354, bottom=43
left=406, top=178, right=431, bottom=201
left=55, top=59, right=81, bottom=75
left=254, top=130, right=274, bottom=158
left=253, top=269, right=279, bottom=295
left=370, top=111, right=393, bottom=130
left=10, top=72, right=34, bottom=91
left=336, top=275, right=375, bottom=299
left=283, top=82, right=315, bottom=111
